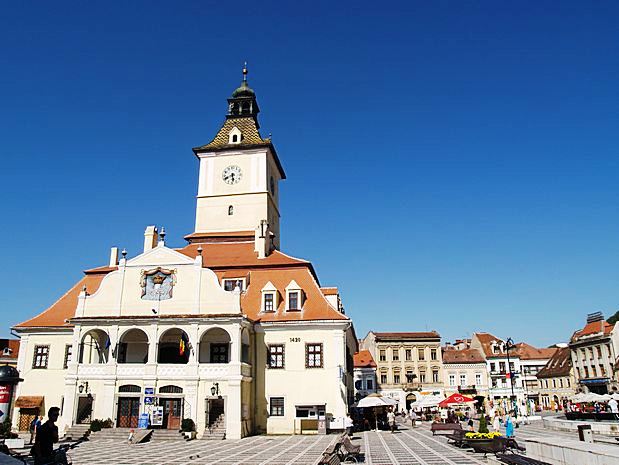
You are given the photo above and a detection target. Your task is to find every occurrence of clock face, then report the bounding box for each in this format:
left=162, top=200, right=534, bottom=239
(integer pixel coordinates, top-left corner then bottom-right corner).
left=222, top=165, right=242, bottom=184
left=270, top=176, right=275, bottom=194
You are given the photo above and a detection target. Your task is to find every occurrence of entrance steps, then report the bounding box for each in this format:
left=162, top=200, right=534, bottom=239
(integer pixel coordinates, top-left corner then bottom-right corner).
left=150, top=429, right=186, bottom=441
left=90, top=427, right=134, bottom=440
left=63, top=424, right=90, bottom=440
left=201, top=414, right=226, bottom=440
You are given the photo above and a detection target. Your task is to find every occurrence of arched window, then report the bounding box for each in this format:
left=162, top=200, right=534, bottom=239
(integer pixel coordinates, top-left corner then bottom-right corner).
left=159, top=385, right=183, bottom=394
left=158, top=328, right=190, bottom=364
left=117, top=329, right=149, bottom=364
left=199, top=328, right=232, bottom=364
left=79, top=329, right=110, bottom=364
left=119, top=384, right=141, bottom=393
left=228, top=205, right=234, bottom=216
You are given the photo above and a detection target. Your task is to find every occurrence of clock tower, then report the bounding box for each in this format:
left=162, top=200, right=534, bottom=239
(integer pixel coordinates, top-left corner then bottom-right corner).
left=190, top=66, right=285, bottom=249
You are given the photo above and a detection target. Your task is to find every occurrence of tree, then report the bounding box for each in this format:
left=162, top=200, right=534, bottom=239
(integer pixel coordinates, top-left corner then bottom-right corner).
left=607, top=310, right=619, bottom=325
left=478, top=413, right=489, bottom=433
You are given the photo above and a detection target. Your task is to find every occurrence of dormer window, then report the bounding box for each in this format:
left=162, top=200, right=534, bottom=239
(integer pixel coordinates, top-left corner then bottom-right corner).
left=261, top=281, right=278, bottom=312
left=2, top=347, right=12, bottom=356
left=228, top=127, right=242, bottom=144
left=223, top=278, right=245, bottom=292
left=285, top=280, right=303, bottom=311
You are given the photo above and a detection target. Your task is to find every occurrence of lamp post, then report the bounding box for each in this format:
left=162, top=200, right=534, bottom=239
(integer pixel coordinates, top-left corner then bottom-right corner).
left=505, top=338, right=517, bottom=419
left=210, top=382, right=220, bottom=397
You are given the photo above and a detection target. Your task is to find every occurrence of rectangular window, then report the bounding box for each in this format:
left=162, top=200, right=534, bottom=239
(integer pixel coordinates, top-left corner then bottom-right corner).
left=379, top=350, right=386, bottom=362
left=268, top=345, right=285, bottom=369
left=63, top=345, right=72, bottom=369
left=33, top=345, right=49, bottom=369
left=210, top=343, right=229, bottom=363
left=599, top=364, right=605, bottom=376
left=475, top=373, right=482, bottom=386
left=449, top=374, right=456, bottom=386
left=223, top=278, right=245, bottom=292
left=509, top=362, right=515, bottom=372
left=596, top=346, right=602, bottom=358
left=418, top=348, right=425, bottom=361
left=305, top=343, right=323, bottom=368
left=405, top=349, right=412, bottom=361
left=269, top=397, right=284, bottom=416
left=559, top=378, right=563, bottom=388
left=264, top=293, right=274, bottom=312
left=393, top=373, right=400, bottom=384
left=366, top=379, right=373, bottom=390
left=490, top=362, right=496, bottom=372
left=459, top=374, right=467, bottom=386
left=392, top=349, right=399, bottom=361
left=405, top=370, right=414, bottom=383
left=430, top=349, right=437, bottom=361
left=380, top=374, right=387, bottom=384
left=592, top=365, right=597, bottom=377
left=288, top=291, right=299, bottom=310
left=584, top=366, right=589, bottom=378
left=419, top=373, right=426, bottom=383
left=433, top=371, right=439, bottom=383
left=567, top=378, right=570, bottom=387
left=552, top=379, right=556, bottom=388
left=499, top=362, right=506, bottom=373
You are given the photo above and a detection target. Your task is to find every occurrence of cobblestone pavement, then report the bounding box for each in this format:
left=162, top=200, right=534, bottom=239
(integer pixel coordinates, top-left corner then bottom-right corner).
left=62, top=420, right=588, bottom=465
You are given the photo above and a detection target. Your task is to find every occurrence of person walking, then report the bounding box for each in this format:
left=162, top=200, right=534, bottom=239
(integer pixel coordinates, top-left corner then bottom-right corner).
left=387, top=408, right=396, bottom=433
left=492, top=414, right=501, bottom=432
left=410, top=409, right=417, bottom=428
left=344, top=413, right=354, bottom=437
left=505, top=411, right=515, bottom=438
left=609, top=397, right=618, bottom=420
left=31, top=407, right=60, bottom=465
left=28, top=416, right=41, bottom=445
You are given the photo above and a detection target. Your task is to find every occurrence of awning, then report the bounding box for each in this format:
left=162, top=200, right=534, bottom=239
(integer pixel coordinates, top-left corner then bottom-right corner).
left=15, top=396, right=44, bottom=408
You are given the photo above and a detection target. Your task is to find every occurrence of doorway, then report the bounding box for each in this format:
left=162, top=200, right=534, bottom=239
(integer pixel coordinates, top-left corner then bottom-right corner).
left=76, top=396, right=93, bottom=424
left=161, top=398, right=182, bottom=429
left=18, top=408, right=39, bottom=431
left=206, top=398, right=225, bottom=428
left=117, top=397, right=140, bottom=428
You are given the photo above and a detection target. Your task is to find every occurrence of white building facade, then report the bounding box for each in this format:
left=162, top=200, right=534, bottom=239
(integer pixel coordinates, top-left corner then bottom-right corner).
left=11, top=70, right=357, bottom=438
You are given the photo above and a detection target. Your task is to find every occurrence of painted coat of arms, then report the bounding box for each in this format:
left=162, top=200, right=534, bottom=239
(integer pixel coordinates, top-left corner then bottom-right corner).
left=140, top=267, right=177, bottom=300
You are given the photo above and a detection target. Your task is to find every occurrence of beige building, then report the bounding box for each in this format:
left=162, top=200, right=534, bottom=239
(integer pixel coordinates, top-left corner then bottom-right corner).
left=569, top=312, right=619, bottom=395
left=536, top=346, right=575, bottom=411
left=11, top=69, right=357, bottom=438
left=442, top=346, right=489, bottom=401
left=360, top=331, right=443, bottom=410
left=353, top=350, right=377, bottom=401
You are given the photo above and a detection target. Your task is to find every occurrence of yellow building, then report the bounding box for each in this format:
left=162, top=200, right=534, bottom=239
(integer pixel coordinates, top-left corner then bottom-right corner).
left=11, top=69, right=357, bottom=438
left=361, top=331, right=443, bottom=410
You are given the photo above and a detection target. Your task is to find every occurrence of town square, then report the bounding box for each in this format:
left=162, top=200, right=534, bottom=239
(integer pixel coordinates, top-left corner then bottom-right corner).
left=1, top=2, right=619, bottom=464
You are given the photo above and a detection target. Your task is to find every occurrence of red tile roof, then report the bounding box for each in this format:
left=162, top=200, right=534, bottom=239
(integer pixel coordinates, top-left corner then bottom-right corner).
left=537, top=347, right=572, bottom=378
left=514, top=342, right=557, bottom=361
left=373, top=331, right=440, bottom=340
left=15, top=242, right=347, bottom=328
left=354, top=350, right=377, bottom=368
left=571, top=320, right=614, bottom=342
left=442, top=348, right=485, bottom=364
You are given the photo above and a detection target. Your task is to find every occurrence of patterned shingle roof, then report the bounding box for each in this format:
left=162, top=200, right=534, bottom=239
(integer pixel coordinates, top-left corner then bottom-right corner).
left=193, top=117, right=270, bottom=151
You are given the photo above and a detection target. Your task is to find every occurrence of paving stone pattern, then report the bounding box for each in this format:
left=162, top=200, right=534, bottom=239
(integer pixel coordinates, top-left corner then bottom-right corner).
left=65, top=421, right=584, bottom=465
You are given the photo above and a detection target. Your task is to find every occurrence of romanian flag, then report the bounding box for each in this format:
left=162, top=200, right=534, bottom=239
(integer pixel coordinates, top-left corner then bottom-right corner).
left=179, top=333, right=189, bottom=356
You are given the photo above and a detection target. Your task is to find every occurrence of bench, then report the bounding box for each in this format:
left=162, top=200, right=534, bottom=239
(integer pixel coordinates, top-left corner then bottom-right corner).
left=319, top=451, right=341, bottom=465
left=430, top=422, right=463, bottom=436
left=338, top=434, right=361, bottom=463
left=445, top=429, right=468, bottom=447
left=496, top=452, right=551, bottom=465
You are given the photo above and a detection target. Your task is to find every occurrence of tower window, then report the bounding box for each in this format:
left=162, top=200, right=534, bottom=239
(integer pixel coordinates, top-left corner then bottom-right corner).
left=228, top=205, right=234, bottom=215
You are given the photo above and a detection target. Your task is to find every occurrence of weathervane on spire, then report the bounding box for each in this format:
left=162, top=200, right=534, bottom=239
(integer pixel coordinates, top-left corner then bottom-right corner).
left=243, top=62, right=248, bottom=82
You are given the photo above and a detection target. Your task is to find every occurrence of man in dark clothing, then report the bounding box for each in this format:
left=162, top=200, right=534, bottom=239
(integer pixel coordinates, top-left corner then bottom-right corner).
left=31, top=407, right=60, bottom=465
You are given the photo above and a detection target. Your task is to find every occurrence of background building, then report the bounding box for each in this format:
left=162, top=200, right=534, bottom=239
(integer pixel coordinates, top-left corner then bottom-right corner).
left=353, top=350, right=377, bottom=401
left=513, top=343, right=556, bottom=412
left=536, top=346, right=575, bottom=411
left=360, top=331, right=443, bottom=410
left=442, top=344, right=489, bottom=403
left=569, top=312, right=619, bottom=394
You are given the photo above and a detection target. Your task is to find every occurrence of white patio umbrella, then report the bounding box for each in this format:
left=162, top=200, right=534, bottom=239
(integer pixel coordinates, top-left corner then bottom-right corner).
left=571, top=392, right=588, bottom=403
left=357, top=393, right=391, bottom=431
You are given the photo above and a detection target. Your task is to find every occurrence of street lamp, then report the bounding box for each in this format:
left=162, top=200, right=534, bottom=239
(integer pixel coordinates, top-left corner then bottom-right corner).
left=210, top=382, right=220, bottom=397
left=505, top=338, right=517, bottom=419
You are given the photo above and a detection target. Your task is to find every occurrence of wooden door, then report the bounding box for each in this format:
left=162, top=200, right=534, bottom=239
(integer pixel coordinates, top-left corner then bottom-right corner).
left=117, top=398, right=140, bottom=428
left=206, top=398, right=225, bottom=427
left=163, top=399, right=182, bottom=429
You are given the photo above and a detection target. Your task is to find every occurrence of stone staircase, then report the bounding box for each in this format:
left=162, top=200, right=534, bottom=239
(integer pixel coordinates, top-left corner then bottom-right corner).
left=89, top=427, right=134, bottom=441
left=63, top=424, right=91, bottom=440
left=201, top=414, right=226, bottom=440
left=150, top=429, right=186, bottom=441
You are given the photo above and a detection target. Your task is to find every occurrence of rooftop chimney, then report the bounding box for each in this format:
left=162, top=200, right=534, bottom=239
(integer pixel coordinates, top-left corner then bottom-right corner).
left=144, top=225, right=158, bottom=253
left=109, top=247, right=119, bottom=267
left=586, top=311, right=604, bottom=324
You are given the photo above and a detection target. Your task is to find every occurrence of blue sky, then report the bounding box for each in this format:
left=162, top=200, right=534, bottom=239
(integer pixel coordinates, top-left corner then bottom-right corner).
left=1, top=1, right=618, bottom=346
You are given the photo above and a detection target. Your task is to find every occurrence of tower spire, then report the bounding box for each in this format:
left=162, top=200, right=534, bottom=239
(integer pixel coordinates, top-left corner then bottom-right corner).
left=243, top=61, right=248, bottom=82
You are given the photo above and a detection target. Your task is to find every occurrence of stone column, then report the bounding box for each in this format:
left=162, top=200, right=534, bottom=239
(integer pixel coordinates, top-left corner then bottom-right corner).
left=226, top=378, right=242, bottom=440
left=100, top=380, right=117, bottom=423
